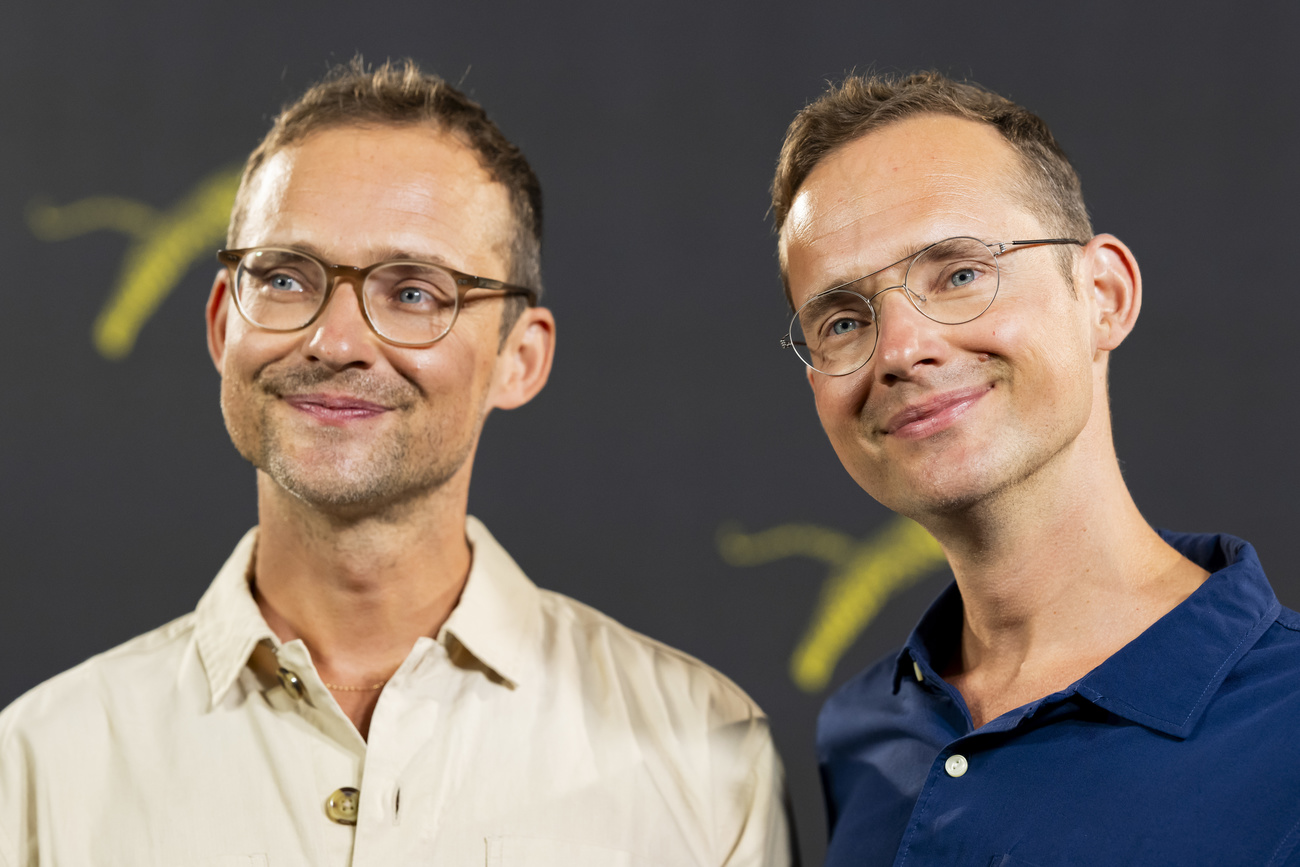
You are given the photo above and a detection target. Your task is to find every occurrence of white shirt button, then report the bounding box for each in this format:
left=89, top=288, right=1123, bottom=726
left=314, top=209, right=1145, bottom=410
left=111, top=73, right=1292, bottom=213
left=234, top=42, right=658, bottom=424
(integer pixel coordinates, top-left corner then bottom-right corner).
left=912, top=661, right=924, bottom=682
left=945, top=754, right=969, bottom=777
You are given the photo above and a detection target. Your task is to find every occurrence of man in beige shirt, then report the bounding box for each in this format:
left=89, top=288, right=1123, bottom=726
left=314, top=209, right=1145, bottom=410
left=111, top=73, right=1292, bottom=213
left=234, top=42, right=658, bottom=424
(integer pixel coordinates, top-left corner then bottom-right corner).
left=0, top=59, right=791, bottom=866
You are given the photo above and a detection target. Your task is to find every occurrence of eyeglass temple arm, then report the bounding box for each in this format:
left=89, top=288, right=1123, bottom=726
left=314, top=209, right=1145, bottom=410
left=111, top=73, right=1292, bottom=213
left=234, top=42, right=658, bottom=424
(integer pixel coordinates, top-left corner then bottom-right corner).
left=997, top=238, right=1087, bottom=254
left=460, top=275, right=540, bottom=307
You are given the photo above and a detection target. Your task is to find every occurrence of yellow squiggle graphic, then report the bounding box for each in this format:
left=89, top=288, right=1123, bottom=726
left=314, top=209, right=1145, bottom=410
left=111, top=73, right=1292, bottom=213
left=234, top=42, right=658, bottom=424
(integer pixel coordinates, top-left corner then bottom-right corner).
left=27, top=166, right=242, bottom=360
left=718, top=515, right=947, bottom=692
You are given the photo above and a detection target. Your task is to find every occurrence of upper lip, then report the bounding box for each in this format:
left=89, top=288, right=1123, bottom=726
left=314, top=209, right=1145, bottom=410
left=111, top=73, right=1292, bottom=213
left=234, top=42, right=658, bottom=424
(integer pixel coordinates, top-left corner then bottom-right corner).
left=882, top=385, right=990, bottom=434
left=281, top=392, right=392, bottom=412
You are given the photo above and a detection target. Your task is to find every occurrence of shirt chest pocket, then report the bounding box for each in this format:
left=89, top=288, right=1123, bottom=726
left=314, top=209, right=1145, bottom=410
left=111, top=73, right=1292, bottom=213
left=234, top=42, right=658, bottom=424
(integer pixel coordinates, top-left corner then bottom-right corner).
left=486, top=836, right=652, bottom=867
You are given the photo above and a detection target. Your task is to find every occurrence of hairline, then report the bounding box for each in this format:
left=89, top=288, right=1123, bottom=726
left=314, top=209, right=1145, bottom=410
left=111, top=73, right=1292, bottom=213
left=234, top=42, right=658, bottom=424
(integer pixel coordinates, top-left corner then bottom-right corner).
left=776, top=113, right=1082, bottom=308
left=228, top=118, right=528, bottom=347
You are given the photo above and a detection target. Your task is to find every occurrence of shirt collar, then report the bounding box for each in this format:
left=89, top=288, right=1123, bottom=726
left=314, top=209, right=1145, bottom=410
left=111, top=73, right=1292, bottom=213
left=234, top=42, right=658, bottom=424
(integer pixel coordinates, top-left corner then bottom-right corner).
left=895, top=532, right=1280, bottom=738
left=436, top=516, right=542, bottom=689
left=193, top=518, right=543, bottom=707
left=194, top=528, right=276, bottom=708
left=1075, top=531, right=1280, bottom=737
left=894, top=580, right=963, bottom=694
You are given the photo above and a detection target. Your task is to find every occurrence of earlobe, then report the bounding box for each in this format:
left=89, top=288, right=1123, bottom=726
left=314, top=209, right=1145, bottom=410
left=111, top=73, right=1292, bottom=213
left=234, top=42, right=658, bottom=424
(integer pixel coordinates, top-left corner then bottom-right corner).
left=490, top=306, right=556, bottom=410
left=1083, top=234, right=1142, bottom=353
left=206, top=270, right=231, bottom=370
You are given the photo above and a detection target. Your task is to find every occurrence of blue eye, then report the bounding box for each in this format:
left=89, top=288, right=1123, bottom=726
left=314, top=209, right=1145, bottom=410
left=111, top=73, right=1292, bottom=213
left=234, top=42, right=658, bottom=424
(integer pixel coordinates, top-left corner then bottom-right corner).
left=268, top=273, right=304, bottom=293
left=398, top=287, right=428, bottom=304
left=831, top=318, right=859, bottom=335
left=950, top=268, right=976, bottom=287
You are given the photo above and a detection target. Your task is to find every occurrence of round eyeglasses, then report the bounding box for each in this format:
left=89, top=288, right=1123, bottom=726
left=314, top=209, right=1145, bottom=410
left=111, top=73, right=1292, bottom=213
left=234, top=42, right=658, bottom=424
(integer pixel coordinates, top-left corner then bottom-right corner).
left=781, top=236, right=1085, bottom=376
left=216, top=247, right=539, bottom=347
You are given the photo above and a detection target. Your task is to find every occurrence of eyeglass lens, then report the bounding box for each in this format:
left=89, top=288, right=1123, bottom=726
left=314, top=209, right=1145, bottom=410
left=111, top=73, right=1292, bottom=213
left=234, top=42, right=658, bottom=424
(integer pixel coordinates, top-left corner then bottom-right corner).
left=233, top=248, right=460, bottom=345
left=788, top=237, right=1001, bottom=375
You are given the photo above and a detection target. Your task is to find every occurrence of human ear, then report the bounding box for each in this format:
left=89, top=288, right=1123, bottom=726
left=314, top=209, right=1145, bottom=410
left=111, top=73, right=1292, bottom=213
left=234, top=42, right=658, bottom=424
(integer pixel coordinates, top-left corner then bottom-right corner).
left=489, top=306, right=556, bottom=410
left=1080, top=234, right=1142, bottom=353
left=206, top=270, right=232, bottom=371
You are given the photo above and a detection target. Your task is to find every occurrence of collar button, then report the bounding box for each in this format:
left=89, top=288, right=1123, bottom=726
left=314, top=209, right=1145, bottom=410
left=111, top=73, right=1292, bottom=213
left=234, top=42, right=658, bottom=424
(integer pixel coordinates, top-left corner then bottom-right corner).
left=277, top=667, right=306, bottom=699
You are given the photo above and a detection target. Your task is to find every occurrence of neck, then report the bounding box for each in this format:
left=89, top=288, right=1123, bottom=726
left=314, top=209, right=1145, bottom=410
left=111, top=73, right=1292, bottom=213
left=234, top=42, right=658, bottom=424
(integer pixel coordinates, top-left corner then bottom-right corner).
left=918, top=420, right=1207, bottom=726
left=250, top=470, right=473, bottom=736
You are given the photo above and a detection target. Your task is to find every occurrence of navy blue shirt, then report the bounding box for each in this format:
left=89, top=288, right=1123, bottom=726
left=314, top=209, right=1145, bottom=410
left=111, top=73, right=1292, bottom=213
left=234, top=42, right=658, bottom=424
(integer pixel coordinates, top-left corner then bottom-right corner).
left=819, top=532, right=1300, bottom=867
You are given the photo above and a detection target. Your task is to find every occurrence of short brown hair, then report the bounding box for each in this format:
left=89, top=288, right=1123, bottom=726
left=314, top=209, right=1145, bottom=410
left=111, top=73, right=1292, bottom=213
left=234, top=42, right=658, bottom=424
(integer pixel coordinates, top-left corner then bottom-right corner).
left=772, top=71, right=1091, bottom=300
left=229, top=57, right=543, bottom=336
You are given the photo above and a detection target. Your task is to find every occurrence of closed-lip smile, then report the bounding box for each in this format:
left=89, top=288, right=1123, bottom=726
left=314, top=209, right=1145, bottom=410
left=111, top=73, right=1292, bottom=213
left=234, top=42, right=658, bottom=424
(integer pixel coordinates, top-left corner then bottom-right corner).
left=282, top=392, right=392, bottom=424
left=884, top=385, right=992, bottom=440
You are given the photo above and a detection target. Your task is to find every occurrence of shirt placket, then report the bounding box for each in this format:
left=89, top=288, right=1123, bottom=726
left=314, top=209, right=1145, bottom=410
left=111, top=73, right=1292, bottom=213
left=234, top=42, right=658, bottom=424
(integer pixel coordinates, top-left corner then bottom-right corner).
left=892, top=656, right=1050, bottom=867
left=351, top=637, right=449, bottom=867
left=270, top=640, right=368, bottom=867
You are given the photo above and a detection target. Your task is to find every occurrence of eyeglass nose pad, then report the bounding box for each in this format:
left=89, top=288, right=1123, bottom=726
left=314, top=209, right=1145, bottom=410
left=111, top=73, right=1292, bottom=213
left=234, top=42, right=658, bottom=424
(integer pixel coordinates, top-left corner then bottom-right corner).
left=868, top=284, right=940, bottom=360
left=868, top=284, right=912, bottom=318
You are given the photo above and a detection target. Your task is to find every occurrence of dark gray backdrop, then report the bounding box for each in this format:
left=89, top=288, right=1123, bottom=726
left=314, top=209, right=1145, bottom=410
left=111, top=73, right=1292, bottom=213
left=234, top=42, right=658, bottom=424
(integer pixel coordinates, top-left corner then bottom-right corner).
left=3, top=2, right=1297, bottom=863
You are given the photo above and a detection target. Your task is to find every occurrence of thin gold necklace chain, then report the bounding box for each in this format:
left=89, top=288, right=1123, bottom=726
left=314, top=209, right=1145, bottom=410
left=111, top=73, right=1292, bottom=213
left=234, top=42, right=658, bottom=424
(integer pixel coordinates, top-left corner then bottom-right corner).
left=247, top=548, right=392, bottom=695
left=323, top=680, right=389, bottom=692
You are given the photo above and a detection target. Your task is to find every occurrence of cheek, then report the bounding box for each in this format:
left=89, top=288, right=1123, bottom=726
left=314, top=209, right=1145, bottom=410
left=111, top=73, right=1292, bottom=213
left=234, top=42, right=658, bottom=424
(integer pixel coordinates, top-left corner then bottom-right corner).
left=219, top=314, right=284, bottom=376
left=811, top=372, right=871, bottom=441
left=398, top=338, right=495, bottom=403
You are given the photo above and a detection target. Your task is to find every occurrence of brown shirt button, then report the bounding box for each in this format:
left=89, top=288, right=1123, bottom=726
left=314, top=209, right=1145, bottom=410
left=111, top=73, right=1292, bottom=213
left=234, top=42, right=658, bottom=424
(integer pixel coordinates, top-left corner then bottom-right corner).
left=276, top=667, right=305, bottom=699
left=325, top=787, right=360, bottom=825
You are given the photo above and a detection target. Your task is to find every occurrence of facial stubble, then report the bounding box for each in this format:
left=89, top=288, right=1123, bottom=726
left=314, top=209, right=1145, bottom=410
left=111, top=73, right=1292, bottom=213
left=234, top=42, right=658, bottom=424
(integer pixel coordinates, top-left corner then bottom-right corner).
left=222, top=363, right=482, bottom=513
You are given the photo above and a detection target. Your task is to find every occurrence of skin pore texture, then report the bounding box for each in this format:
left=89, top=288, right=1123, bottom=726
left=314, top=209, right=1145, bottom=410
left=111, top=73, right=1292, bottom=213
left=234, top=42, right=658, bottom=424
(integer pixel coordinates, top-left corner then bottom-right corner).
left=781, top=114, right=1208, bottom=727
left=206, top=124, right=555, bottom=737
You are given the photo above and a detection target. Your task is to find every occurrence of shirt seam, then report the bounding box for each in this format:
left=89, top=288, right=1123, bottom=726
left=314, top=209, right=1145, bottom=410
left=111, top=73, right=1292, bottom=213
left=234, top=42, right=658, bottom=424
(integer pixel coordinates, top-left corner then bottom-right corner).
left=1274, top=610, right=1300, bottom=632
left=893, top=762, right=944, bottom=867
left=1090, top=603, right=1277, bottom=729
left=539, top=590, right=767, bottom=717
left=1266, top=812, right=1300, bottom=866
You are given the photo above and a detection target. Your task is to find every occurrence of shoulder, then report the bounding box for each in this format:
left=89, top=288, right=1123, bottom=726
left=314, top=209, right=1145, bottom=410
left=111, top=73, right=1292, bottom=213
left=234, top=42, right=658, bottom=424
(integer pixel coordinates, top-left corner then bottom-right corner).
left=821, top=650, right=901, bottom=716
left=465, top=517, right=766, bottom=725
left=817, top=651, right=903, bottom=754
left=1232, top=604, right=1300, bottom=687
left=533, top=588, right=769, bottom=727
left=0, top=612, right=197, bottom=748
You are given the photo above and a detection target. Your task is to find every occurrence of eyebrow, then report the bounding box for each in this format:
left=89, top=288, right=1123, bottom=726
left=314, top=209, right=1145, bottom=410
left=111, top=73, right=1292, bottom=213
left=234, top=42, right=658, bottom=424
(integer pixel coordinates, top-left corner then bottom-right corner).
left=264, top=241, right=457, bottom=270
left=816, top=241, right=929, bottom=296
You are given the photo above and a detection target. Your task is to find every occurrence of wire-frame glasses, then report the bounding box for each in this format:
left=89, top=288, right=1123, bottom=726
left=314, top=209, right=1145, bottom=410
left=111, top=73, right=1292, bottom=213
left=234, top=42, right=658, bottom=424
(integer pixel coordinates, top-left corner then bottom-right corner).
left=781, top=236, right=1085, bottom=376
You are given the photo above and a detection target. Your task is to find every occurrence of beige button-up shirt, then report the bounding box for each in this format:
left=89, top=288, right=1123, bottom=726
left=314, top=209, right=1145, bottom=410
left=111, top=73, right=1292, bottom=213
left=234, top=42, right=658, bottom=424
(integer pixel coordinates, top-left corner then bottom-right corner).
left=0, top=518, right=792, bottom=866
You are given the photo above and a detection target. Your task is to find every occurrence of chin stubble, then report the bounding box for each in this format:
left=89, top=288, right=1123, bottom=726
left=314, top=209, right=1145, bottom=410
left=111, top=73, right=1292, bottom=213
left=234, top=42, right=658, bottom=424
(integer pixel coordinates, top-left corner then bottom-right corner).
left=225, top=364, right=478, bottom=510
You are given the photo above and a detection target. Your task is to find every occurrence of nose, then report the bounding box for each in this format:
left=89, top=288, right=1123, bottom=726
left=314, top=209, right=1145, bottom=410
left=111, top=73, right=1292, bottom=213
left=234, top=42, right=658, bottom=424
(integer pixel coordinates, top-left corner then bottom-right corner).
left=869, top=286, right=946, bottom=381
left=302, top=278, right=379, bottom=370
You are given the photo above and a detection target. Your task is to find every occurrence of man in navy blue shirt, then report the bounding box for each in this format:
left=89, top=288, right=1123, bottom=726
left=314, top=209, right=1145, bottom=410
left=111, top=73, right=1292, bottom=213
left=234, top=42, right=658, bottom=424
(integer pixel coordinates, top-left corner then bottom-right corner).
left=769, top=71, right=1300, bottom=866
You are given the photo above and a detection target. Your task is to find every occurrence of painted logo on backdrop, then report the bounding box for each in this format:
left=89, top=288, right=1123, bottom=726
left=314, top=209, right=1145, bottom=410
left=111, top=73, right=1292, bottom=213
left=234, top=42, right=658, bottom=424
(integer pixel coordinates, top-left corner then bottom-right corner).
left=719, top=515, right=948, bottom=692
left=26, top=165, right=241, bottom=360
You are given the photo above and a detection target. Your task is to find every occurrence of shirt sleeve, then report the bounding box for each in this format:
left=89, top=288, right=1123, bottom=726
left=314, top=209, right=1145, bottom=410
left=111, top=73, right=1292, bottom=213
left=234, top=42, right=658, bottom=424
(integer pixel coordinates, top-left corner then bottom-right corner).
left=716, top=715, right=797, bottom=867
left=0, top=702, right=29, bottom=867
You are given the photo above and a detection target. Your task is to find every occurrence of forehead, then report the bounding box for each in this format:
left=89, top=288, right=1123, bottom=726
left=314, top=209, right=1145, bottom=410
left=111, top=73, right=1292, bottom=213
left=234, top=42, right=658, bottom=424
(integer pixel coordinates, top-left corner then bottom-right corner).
left=237, top=124, right=513, bottom=273
left=781, top=114, right=1038, bottom=303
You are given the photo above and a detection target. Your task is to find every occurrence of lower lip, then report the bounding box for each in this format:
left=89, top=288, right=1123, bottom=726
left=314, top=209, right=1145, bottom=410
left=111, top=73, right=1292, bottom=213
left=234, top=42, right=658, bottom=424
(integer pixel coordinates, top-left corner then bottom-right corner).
left=283, top=399, right=388, bottom=427
left=889, top=389, right=988, bottom=441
